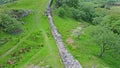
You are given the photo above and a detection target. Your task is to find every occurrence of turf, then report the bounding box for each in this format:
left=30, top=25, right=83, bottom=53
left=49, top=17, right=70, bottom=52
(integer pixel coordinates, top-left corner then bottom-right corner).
left=52, top=13, right=119, bottom=68
left=0, top=0, right=64, bottom=68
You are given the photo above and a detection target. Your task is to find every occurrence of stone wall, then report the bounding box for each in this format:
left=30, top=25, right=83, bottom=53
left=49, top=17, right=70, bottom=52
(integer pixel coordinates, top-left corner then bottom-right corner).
left=46, top=0, right=82, bottom=68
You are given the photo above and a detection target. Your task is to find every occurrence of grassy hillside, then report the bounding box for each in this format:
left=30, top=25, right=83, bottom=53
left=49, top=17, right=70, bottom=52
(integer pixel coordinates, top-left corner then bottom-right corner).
left=0, top=0, right=120, bottom=68
left=53, top=16, right=102, bottom=68
left=52, top=12, right=119, bottom=68
left=0, top=0, right=64, bottom=68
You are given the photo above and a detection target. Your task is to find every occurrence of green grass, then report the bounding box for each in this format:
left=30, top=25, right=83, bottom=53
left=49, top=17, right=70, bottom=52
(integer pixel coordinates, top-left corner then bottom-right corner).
left=1, top=0, right=120, bottom=68
left=110, top=6, right=120, bottom=14
left=0, top=0, right=64, bottom=68
left=52, top=13, right=119, bottom=68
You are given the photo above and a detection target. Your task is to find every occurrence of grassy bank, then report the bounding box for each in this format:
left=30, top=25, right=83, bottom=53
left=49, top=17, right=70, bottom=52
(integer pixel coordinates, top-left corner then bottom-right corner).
left=0, top=0, right=64, bottom=68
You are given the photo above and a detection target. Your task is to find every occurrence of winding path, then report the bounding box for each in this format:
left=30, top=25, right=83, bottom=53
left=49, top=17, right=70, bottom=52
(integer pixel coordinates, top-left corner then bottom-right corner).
left=46, top=0, right=82, bottom=68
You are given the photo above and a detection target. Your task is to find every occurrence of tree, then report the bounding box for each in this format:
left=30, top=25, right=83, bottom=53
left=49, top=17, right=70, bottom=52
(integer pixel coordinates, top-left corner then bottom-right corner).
left=71, top=8, right=86, bottom=21
left=66, top=0, right=79, bottom=8
left=55, top=0, right=66, bottom=7
left=90, top=26, right=120, bottom=57
left=101, top=14, right=120, bottom=34
left=77, top=2, right=96, bottom=22
left=55, top=0, right=79, bottom=8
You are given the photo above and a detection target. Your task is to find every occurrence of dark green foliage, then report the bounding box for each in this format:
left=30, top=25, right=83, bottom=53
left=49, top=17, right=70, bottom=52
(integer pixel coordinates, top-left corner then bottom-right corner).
left=66, top=0, right=79, bottom=8
left=0, top=7, right=30, bottom=34
left=72, top=8, right=86, bottom=21
left=0, top=0, right=17, bottom=5
left=55, top=0, right=79, bottom=8
left=90, top=26, right=120, bottom=57
left=57, top=7, right=66, bottom=17
left=101, top=14, right=120, bottom=34
left=56, top=2, right=97, bottom=22
left=78, top=3, right=96, bottom=22
left=92, top=17, right=103, bottom=25
left=9, top=9, right=28, bottom=21
left=55, top=0, right=64, bottom=7
left=0, top=13, right=21, bottom=33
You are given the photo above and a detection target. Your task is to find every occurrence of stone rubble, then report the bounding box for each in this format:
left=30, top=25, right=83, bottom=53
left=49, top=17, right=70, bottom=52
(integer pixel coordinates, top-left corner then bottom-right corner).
left=46, top=0, right=83, bottom=68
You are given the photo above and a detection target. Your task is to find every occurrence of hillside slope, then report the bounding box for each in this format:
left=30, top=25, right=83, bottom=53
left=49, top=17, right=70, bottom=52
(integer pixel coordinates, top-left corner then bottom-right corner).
left=0, top=0, right=64, bottom=68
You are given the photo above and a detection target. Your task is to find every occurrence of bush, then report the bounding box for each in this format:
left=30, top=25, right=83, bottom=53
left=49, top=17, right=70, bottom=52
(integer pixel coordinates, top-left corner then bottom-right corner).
left=0, top=13, right=21, bottom=34
left=92, top=17, right=103, bottom=25
left=71, top=8, right=85, bottom=21
left=101, top=14, right=120, bottom=34
left=57, top=7, right=66, bottom=17
left=55, top=0, right=79, bottom=8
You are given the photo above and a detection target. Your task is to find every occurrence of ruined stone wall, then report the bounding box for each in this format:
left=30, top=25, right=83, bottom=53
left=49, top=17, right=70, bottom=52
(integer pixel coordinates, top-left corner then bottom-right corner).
left=46, top=0, right=82, bottom=68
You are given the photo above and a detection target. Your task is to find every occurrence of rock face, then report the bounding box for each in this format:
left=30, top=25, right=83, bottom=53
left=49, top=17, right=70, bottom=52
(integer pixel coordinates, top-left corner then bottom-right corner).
left=46, top=0, right=82, bottom=68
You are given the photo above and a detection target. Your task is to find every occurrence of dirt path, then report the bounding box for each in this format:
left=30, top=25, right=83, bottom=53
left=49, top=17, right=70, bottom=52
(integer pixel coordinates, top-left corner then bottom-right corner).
left=46, top=0, right=82, bottom=68
left=23, top=0, right=64, bottom=67
left=0, top=32, right=31, bottom=59
left=0, top=0, right=47, bottom=60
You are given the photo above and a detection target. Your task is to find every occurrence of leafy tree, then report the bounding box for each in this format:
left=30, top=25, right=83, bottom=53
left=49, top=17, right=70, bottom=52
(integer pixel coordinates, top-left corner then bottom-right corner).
left=90, top=26, right=120, bottom=57
left=71, top=8, right=86, bottom=21
left=101, top=14, right=120, bottom=34
left=77, top=3, right=96, bottom=22
left=55, top=0, right=79, bottom=8
left=66, top=0, right=79, bottom=8
left=55, top=0, right=64, bottom=7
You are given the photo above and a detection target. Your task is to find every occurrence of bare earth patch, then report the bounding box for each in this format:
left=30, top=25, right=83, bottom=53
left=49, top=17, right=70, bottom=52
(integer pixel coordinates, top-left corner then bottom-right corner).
left=66, top=37, right=77, bottom=49
left=66, top=37, right=74, bottom=45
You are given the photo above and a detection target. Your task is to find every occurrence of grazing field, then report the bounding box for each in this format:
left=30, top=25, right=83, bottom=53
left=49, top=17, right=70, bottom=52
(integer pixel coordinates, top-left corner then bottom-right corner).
left=0, top=0, right=120, bottom=68
left=53, top=14, right=119, bottom=68
left=110, top=6, right=120, bottom=14
left=0, top=0, right=64, bottom=68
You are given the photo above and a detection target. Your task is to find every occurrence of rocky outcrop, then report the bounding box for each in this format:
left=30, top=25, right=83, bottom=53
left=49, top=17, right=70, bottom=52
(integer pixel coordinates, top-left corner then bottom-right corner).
left=46, top=0, right=82, bottom=68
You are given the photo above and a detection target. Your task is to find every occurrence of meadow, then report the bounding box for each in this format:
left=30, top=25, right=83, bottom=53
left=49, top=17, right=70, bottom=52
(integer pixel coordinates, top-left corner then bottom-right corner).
left=0, top=0, right=64, bottom=68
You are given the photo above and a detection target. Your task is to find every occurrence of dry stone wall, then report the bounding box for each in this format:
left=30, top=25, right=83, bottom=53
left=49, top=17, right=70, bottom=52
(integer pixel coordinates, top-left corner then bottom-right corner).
left=46, top=0, right=82, bottom=68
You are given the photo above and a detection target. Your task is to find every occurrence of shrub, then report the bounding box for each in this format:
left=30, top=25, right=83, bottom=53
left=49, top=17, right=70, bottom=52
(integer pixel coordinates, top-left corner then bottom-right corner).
left=0, top=13, right=21, bottom=34
left=101, top=14, right=120, bottom=34
left=57, top=7, right=66, bottom=17
left=92, top=17, right=103, bottom=25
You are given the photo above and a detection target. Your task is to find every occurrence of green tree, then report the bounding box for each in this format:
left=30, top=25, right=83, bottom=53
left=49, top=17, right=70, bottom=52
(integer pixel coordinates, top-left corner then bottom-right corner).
left=90, top=26, right=120, bottom=57
left=77, top=3, right=96, bottom=22
left=101, top=14, right=120, bottom=34
left=55, top=0, right=79, bottom=8
left=66, top=0, right=79, bottom=8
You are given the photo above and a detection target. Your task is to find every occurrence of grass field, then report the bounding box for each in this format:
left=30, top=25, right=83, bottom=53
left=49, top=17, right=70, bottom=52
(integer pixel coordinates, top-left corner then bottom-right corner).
left=1, top=0, right=120, bottom=68
left=53, top=13, right=119, bottom=68
left=110, top=6, right=120, bottom=14
left=0, top=0, right=64, bottom=68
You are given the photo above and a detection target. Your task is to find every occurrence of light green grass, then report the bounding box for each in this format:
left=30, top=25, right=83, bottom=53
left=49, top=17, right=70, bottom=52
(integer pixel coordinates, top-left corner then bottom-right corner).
left=110, top=6, right=120, bottom=14
left=53, top=13, right=119, bottom=68
left=0, top=0, right=64, bottom=68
